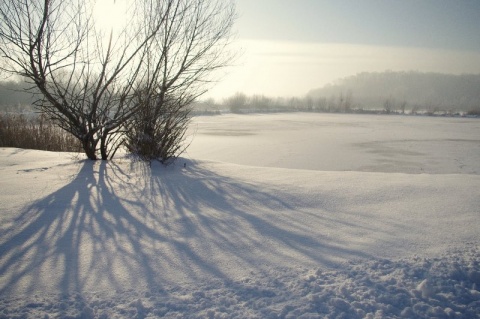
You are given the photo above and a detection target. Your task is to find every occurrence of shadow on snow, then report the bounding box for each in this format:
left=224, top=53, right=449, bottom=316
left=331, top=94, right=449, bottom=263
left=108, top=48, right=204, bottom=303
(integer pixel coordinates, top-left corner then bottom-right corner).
left=0, top=158, right=375, bottom=298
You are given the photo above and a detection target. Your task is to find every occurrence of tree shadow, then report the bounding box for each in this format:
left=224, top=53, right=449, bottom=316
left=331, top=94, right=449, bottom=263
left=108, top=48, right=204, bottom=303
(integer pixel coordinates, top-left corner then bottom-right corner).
left=0, top=158, right=382, bottom=299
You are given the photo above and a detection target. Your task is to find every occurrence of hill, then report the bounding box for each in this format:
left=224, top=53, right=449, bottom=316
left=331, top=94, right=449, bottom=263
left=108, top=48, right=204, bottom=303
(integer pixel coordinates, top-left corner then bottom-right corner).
left=307, top=71, right=480, bottom=113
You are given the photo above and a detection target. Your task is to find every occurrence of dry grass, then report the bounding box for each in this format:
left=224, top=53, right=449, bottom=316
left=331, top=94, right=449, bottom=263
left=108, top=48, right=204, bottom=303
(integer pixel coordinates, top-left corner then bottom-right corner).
left=0, top=113, right=82, bottom=152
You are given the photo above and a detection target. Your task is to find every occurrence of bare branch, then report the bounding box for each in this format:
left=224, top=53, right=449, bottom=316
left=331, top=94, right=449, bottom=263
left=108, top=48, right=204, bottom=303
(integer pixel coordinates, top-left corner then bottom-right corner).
left=1, top=0, right=237, bottom=161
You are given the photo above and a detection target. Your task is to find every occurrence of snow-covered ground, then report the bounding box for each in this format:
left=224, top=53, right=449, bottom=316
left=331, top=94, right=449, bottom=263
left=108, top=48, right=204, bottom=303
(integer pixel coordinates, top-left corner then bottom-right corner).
left=1, top=113, right=479, bottom=318
left=187, top=113, right=480, bottom=174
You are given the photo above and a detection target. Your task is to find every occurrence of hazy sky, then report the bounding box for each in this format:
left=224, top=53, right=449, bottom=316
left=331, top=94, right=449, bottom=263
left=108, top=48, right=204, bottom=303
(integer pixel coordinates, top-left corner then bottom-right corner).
left=206, top=0, right=480, bottom=100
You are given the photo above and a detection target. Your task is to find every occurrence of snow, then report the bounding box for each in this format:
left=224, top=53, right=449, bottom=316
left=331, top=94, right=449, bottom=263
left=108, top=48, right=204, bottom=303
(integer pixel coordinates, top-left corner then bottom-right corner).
left=1, top=113, right=479, bottom=318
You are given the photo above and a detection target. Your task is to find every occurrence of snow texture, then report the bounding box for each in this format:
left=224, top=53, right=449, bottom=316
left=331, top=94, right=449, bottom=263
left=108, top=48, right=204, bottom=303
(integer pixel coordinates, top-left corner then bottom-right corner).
left=1, top=247, right=480, bottom=319
left=1, top=113, right=479, bottom=318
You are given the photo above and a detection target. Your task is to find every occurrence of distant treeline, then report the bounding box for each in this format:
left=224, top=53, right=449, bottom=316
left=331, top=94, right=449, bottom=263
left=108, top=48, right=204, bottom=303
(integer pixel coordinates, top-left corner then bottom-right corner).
left=307, top=71, right=480, bottom=114
left=192, top=71, right=480, bottom=116
left=0, top=80, right=36, bottom=112
left=3, top=71, right=480, bottom=116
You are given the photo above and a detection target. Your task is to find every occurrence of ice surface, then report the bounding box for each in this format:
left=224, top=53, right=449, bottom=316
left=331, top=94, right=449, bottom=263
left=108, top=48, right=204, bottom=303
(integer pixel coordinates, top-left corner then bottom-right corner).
left=1, top=113, right=479, bottom=318
left=187, top=113, right=480, bottom=174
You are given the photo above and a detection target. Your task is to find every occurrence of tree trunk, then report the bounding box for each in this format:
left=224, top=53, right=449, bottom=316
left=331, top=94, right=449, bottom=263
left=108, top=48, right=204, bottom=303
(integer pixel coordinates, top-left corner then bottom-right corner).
left=100, top=133, right=108, bottom=160
left=82, top=137, right=97, bottom=160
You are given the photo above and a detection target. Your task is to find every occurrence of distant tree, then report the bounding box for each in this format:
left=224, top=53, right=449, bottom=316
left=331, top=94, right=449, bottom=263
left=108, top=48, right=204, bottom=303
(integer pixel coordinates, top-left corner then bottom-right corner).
left=204, top=98, right=217, bottom=109
left=314, top=97, right=328, bottom=112
left=304, top=96, right=313, bottom=111
left=399, top=100, right=407, bottom=114
left=327, top=95, right=337, bottom=112
left=384, top=96, right=396, bottom=114
left=225, top=92, right=248, bottom=113
left=0, top=81, right=35, bottom=110
left=343, top=90, right=353, bottom=112
left=250, top=95, right=272, bottom=112
left=0, top=0, right=236, bottom=160
left=288, top=97, right=302, bottom=111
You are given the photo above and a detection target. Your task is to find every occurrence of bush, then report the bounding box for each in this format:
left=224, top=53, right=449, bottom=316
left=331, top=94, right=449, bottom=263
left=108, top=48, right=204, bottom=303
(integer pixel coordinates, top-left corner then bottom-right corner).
left=466, top=108, right=480, bottom=116
left=124, top=97, right=191, bottom=164
left=0, top=113, right=82, bottom=152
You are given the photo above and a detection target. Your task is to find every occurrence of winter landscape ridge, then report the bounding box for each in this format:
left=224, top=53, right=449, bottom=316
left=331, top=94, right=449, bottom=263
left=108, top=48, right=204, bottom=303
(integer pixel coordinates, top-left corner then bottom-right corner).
left=1, top=113, right=479, bottom=318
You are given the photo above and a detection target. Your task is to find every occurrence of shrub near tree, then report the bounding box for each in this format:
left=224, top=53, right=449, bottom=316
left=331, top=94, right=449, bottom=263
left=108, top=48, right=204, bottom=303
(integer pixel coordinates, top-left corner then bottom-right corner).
left=124, top=92, right=192, bottom=163
left=0, top=0, right=236, bottom=161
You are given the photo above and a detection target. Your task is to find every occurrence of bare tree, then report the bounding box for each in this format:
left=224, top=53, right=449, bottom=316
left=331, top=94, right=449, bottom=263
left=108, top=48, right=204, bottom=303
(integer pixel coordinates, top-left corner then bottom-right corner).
left=383, top=96, right=396, bottom=114
left=124, top=0, right=237, bottom=162
left=0, top=0, right=236, bottom=160
left=124, top=91, right=192, bottom=163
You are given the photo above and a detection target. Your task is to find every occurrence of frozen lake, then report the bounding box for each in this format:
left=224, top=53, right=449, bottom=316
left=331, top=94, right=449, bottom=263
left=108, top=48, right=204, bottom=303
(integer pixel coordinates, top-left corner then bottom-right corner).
left=187, top=113, right=480, bottom=174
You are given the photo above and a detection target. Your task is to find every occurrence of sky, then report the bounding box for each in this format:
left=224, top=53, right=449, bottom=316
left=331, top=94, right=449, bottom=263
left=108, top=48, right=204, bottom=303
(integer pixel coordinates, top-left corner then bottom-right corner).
left=205, top=0, right=480, bottom=100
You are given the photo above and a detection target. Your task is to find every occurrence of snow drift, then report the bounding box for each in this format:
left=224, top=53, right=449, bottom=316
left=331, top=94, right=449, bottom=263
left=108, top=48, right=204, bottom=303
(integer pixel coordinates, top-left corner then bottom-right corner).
left=1, top=113, right=479, bottom=318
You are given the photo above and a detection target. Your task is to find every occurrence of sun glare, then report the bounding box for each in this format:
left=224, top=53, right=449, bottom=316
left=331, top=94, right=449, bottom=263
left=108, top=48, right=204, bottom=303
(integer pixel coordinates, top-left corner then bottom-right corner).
left=92, top=0, right=128, bottom=32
